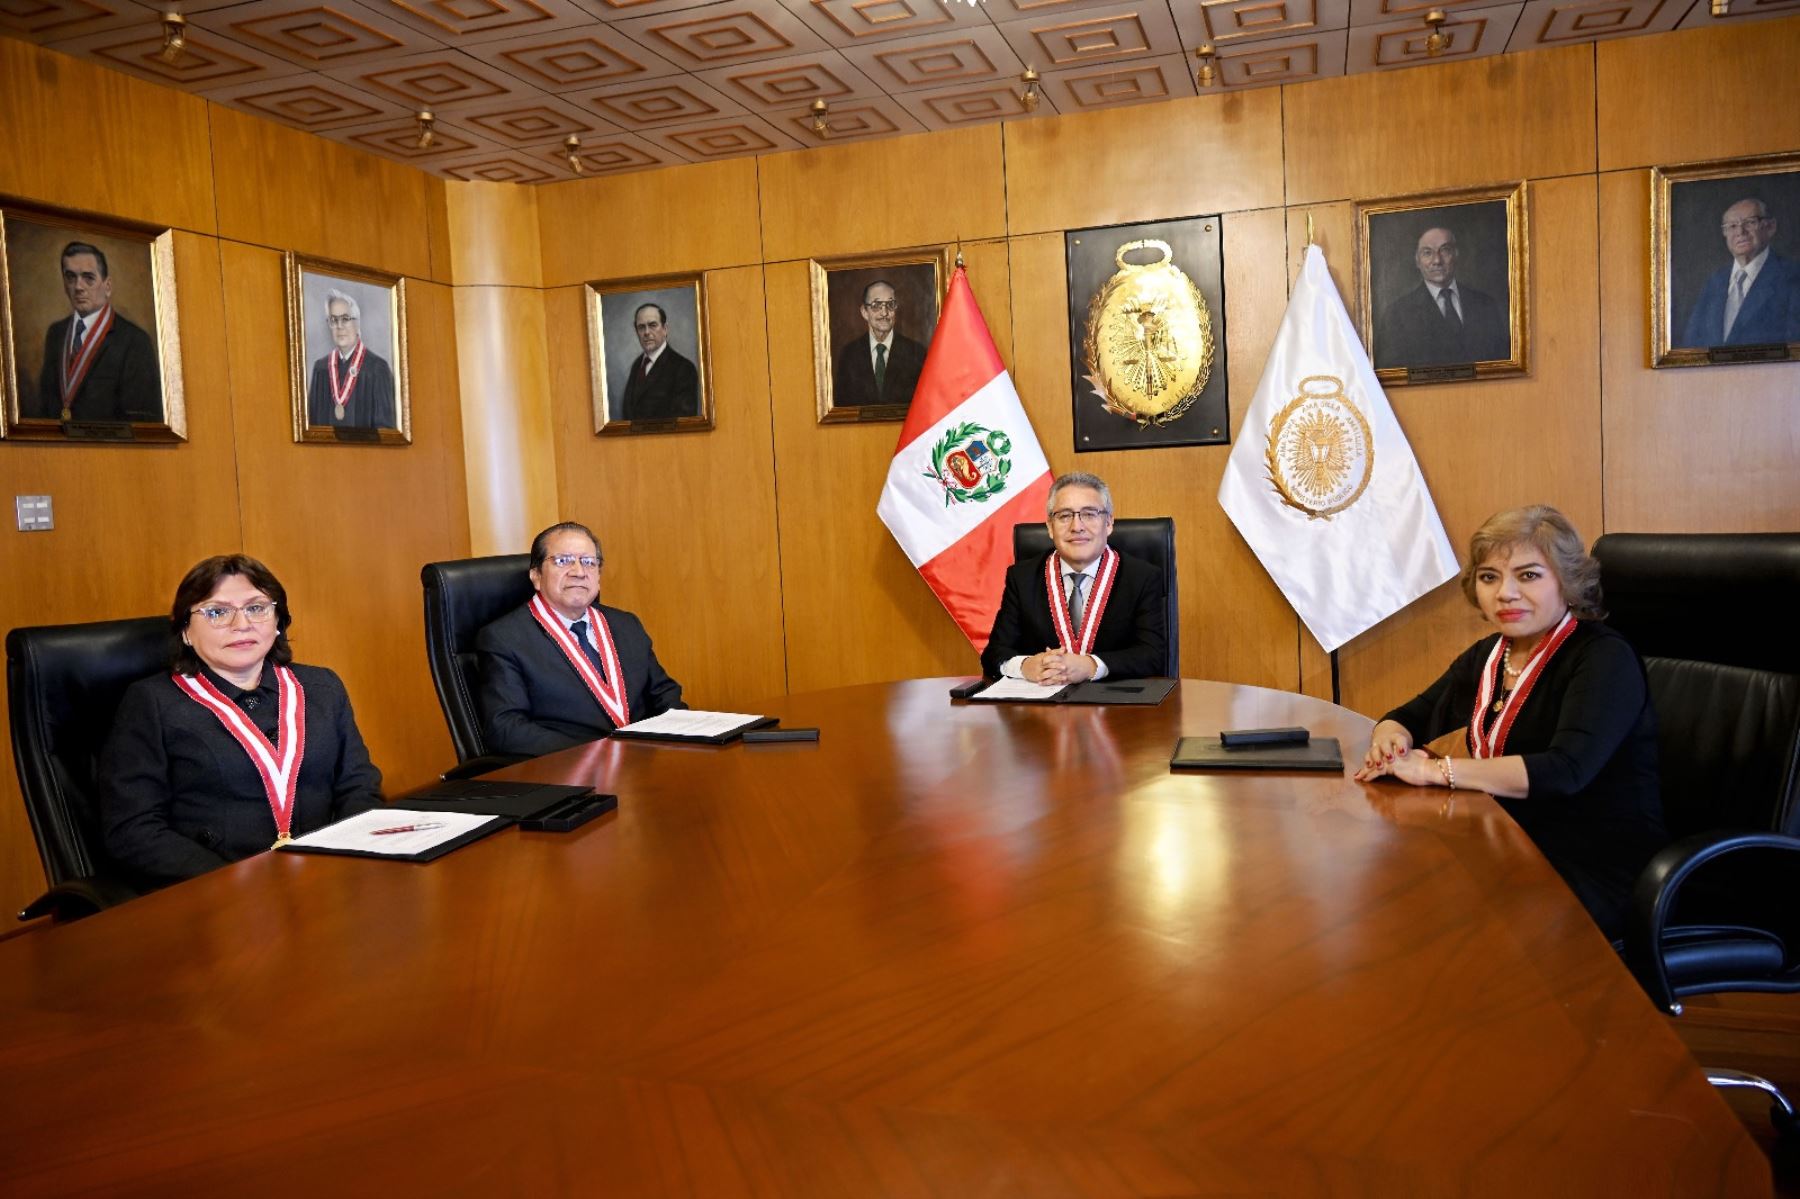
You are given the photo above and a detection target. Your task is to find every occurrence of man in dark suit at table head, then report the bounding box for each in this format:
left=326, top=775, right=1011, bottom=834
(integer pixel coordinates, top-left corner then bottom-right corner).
left=1374, top=226, right=1511, bottom=370
left=618, top=303, right=700, bottom=422
left=1679, top=197, right=1800, bottom=348
left=29, top=241, right=162, bottom=423
left=475, top=521, right=684, bottom=757
left=980, top=471, right=1167, bottom=685
left=832, top=280, right=927, bottom=408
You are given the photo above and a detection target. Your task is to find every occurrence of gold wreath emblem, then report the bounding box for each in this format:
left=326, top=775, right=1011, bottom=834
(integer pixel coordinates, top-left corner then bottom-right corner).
left=1264, top=376, right=1374, bottom=520
left=1080, top=239, right=1213, bottom=427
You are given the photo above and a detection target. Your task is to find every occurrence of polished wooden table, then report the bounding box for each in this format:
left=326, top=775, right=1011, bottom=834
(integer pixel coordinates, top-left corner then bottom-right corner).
left=0, top=681, right=1769, bottom=1196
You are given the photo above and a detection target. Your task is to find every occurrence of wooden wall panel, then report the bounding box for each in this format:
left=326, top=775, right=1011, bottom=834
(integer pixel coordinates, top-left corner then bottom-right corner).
left=0, top=39, right=216, bottom=235
left=772, top=241, right=1014, bottom=693
left=1004, top=90, right=1286, bottom=237
left=221, top=242, right=469, bottom=796
left=454, top=285, right=560, bottom=557
left=536, top=159, right=763, bottom=288
left=758, top=126, right=1007, bottom=264
left=208, top=105, right=436, bottom=279
left=0, top=232, right=241, bottom=918
left=445, top=182, right=543, bottom=288
left=1283, top=44, right=1597, bottom=206
left=1597, top=18, right=1800, bottom=172
left=1598, top=169, right=1800, bottom=532
left=545, top=267, right=786, bottom=711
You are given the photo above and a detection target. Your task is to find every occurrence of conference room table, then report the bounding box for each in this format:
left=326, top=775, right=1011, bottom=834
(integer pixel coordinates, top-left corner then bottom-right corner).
left=0, top=679, right=1769, bottom=1196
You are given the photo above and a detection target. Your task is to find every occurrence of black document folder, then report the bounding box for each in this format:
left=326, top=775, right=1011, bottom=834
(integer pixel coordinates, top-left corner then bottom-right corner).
left=278, top=813, right=509, bottom=863
left=958, top=677, right=1177, bottom=706
left=609, top=715, right=777, bottom=745
left=403, top=780, right=596, bottom=821
left=1170, top=736, right=1345, bottom=772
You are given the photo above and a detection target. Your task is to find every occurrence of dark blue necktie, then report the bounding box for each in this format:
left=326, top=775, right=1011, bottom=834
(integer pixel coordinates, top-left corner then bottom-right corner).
left=570, top=619, right=608, bottom=682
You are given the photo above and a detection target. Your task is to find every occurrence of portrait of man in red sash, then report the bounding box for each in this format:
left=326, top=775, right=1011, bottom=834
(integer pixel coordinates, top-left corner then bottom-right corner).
left=14, top=236, right=163, bottom=425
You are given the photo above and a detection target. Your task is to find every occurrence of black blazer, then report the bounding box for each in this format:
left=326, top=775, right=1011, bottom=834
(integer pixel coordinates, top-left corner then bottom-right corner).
left=98, top=663, right=382, bottom=888
left=31, top=311, right=162, bottom=422
left=833, top=332, right=926, bottom=407
left=619, top=346, right=700, bottom=421
left=307, top=347, right=397, bottom=428
left=980, top=549, right=1168, bottom=680
left=475, top=601, right=684, bottom=757
left=1374, top=281, right=1510, bottom=369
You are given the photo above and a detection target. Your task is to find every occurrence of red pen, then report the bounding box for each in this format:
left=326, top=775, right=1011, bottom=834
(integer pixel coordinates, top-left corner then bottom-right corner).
left=370, top=822, right=446, bottom=836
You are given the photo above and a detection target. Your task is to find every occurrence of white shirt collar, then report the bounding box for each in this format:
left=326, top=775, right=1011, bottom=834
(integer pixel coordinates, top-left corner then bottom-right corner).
left=868, top=331, right=894, bottom=352
left=1425, top=280, right=1458, bottom=302
left=643, top=343, right=666, bottom=368
left=1734, top=246, right=1772, bottom=286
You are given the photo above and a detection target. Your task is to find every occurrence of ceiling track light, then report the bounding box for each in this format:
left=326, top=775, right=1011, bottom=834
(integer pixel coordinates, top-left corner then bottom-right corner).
left=1193, top=43, right=1218, bottom=88
left=1019, top=67, right=1041, bottom=112
left=564, top=134, right=583, bottom=175
left=811, top=98, right=830, bottom=137
left=1710, top=0, right=1729, bottom=14
left=1424, top=9, right=1450, bottom=56
left=414, top=109, right=435, bottom=150
left=159, top=11, right=187, bottom=64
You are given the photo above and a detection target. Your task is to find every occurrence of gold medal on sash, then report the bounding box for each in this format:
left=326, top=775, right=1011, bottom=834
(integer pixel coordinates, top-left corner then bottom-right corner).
left=273, top=832, right=293, bottom=849
left=1080, top=239, right=1214, bottom=428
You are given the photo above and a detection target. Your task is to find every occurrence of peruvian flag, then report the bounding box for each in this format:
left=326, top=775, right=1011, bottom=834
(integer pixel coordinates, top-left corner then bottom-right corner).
left=877, top=264, right=1052, bottom=652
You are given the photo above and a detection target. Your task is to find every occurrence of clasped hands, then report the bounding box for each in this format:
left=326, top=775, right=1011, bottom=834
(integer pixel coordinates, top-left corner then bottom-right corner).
left=1354, top=719, right=1438, bottom=786
left=1021, top=649, right=1096, bottom=686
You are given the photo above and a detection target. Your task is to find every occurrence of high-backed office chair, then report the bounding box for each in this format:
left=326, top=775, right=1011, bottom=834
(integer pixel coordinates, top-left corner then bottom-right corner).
left=421, top=554, right=534, bottom=779
left=5, top=617, right=164, bottom=921
left=1597, top=532, right=1800, bottom=1140
left=1012, top=517, right=1179, bottom=677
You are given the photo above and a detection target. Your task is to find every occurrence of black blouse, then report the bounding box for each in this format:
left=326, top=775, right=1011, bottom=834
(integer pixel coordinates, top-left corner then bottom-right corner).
left=98, top=662, right=382, bottom=888
left=1381, top=620, right=1666, bottom=937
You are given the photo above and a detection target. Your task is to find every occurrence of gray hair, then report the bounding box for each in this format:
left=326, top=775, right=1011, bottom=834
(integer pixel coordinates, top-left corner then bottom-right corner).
left=325, top=288, right=361, bottom=321
left=1047, top=471, right=1113, bottom=518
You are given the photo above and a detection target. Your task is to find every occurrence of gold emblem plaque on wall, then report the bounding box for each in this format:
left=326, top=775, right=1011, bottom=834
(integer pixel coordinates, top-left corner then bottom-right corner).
left=1080, top=239, right=1213, bottom=428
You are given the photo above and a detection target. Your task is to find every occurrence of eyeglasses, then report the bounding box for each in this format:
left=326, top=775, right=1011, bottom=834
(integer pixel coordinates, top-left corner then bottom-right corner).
left=326, top=314, right=358, bottom=327
left=1050, top=507, right=1110, bottom=528
left=862, top=300, right=897, bottom=312
left=1721, top=218, right=1769, bottom=234
left=190, top=601, right=278, bottom=628
left=547, top=554, right=600, bottom=570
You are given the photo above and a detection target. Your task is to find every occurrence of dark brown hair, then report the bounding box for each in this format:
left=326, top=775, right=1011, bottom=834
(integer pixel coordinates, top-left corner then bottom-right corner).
left=169, top=554, right=293, bottom=674
left=1458, top=506, right=1605, bottom=620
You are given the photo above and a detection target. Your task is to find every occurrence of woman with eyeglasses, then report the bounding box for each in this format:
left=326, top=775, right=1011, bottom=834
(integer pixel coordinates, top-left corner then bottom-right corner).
left=99, top=554, right=382, bottom=888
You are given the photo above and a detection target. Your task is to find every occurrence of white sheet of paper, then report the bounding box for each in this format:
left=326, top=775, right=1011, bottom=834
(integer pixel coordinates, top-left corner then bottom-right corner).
left=283, top=808, right=502, bottom=856
left=972, top=678, right=1068, bottom=701
left=617, top=710, right=767, bottom=738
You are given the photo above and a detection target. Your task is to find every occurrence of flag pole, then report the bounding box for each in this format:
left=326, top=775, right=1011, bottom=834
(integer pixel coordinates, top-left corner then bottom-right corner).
left=1305, top=211, right=1315, bottom=248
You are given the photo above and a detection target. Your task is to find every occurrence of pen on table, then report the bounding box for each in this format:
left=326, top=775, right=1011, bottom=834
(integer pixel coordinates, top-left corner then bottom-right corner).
left=371, top=822, right=445, bottom=836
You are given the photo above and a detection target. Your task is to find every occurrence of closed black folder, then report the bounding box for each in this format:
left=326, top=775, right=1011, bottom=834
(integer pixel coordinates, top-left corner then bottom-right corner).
left=1170, top=736, right=1345, bottom=772
left=402, top=780, right=596, bottom=821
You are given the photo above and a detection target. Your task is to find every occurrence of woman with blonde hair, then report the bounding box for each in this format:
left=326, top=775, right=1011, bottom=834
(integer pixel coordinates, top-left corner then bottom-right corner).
left=1356, top=506, right=1665, bottom=937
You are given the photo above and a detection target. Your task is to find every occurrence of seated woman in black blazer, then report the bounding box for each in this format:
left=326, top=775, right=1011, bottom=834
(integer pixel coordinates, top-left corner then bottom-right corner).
left=1355, top=506, right=1666, bottom=938
left=99, top=554, right=382, bottom=888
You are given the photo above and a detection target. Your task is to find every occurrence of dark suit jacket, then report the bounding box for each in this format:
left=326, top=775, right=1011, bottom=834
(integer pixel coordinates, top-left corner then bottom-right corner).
left=1680, top=252, right=1800, bottom=348
left=31, top=311, right=162, bottom=422
left=307, top=347, right=397, bottom=428
left=833, top=332, right=926, bottom=407
left=1375, top=281, right=1510, bottom=369
left=476, top=601, right=684, bottom=757
left=619, top=346, right=699, bottom=421
left=98, top=664, right=382, bottom=888
left=980, top=549, right=1168, bottom=679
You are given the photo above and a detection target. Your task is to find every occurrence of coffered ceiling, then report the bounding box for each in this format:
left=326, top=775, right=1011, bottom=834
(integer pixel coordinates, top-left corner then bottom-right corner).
left=3, top=0, right=1795, bottom=182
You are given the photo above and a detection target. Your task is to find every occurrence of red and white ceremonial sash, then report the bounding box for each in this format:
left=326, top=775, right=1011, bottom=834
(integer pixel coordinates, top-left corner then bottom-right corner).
left=1045, top=547, right=1119, bottom=657
left=529, top=595, right=630, bottom=727
left=327, top=341, right=366, bottom=417
left=59, top=304, right=116, bottom=411
left=1468, top=611, right=1577, bottom=758
left=173, top=665, right=307, bottom=845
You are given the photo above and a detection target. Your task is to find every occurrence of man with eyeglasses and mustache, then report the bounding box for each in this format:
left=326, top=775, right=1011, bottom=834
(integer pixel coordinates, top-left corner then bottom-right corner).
left=833, top=279, right=927, bottom=407
left=1680, top=197, right=1800, bottom=349
left=476, top=521, right=684, bottom=756
left=980, top=472, right=1168, bottom=685
left=306, top=288, right=396, bottom=429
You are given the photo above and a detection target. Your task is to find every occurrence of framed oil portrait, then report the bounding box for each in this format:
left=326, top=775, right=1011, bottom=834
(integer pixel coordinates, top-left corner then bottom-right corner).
left=811, top=248, right=947, bottom=424
left=285, top=253, right=410, bottom=445
left=588, top=274, right=712, bottom=435
left=1651, top=152, right=1800, bottom=368
left=1356, top=182, right=1529, bottom=385
left=0, top=203, right=186, bottom=442
left=1066, top=216, right=1228, bottom=452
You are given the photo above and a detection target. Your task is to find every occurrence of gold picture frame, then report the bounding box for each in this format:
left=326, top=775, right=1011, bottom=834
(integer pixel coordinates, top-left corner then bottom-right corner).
left=811, top=247, right=949, bottom=424
left=1650, top=151, right=1800, bottom=368
left=0, top=201, right=186, bottom=442
left=284, top=252, right=411, bottom=445
left=1354, top=182, right=1529, bottom=386
left=588, top=273, right=713, bottom=435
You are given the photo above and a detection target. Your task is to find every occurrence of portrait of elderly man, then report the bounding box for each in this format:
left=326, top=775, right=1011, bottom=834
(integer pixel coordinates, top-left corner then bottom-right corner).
left=1680, top=197, right=1800, bottom=348
left=1374, top=225, right=1511, bottom=370
left=306, top=288, right=396, bottom=429
left=617, top=302, right=700, bottom=422
left=28, top=240, right=162, bottom=423
left=833, top=279, right=928, bottom=408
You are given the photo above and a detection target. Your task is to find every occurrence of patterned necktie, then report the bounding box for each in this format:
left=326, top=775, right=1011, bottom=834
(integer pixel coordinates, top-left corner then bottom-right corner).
left=1439, top=288, right=1462, bottom=331
left=1066, top=571, right=1086, bottom=632
left=874, top=342, right=888, bottom=394
left=570, top=619, right=608, bottom=682
left=1723, top=269, right=1749, bottom=339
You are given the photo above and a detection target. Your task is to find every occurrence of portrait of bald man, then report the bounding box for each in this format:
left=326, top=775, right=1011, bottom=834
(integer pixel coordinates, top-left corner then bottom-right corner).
left=1679, top=196, right=1800, bottom=349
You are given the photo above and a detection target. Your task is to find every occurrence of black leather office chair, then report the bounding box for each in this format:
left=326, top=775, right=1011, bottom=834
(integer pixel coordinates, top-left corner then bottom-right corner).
left=5, top=617, right=163, bottom=921
left=1012, top=517, right=1178, bottom=676
left=1597, top=532, right=1800, bottom=1140
left=421, top=554, right=534, bottom=779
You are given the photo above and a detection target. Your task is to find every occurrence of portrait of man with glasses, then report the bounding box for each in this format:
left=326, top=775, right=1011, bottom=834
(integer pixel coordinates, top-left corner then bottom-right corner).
left=980, top=472, right=1168, bottom=685
left=832, top=277, right=931, bottom=409
left=305, top=284, right=396, bottom=430
left=1678, top=194, right=1800, bottom=349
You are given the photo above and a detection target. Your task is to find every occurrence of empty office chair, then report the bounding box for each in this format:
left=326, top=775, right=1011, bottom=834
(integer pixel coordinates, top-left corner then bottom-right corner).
left=6, top=617, right=165, bottom=921
left=1598, top=532, right=1800, bottom=1140
left=1012, top=517, right=1179, bottom=677
left=421, top=554, right=534, bottom=779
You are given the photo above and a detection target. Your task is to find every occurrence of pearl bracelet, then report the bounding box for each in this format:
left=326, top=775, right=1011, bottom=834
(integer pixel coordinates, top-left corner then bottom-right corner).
left=1439, top=757, right=1457, bottom=790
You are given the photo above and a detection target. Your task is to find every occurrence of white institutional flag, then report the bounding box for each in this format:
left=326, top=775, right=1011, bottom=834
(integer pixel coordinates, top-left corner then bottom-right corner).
left=1218, top=244, right=1458, bottom=653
